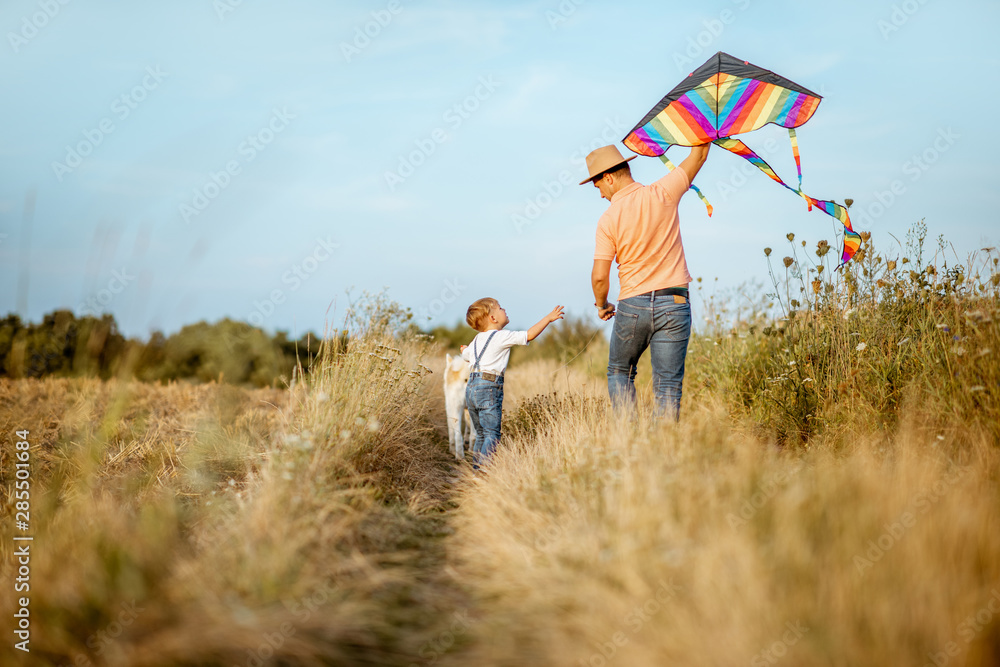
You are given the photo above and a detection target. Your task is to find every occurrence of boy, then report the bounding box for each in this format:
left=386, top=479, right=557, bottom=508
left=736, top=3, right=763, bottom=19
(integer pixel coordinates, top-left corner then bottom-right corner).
left=460, top=298, right=564, bottom=466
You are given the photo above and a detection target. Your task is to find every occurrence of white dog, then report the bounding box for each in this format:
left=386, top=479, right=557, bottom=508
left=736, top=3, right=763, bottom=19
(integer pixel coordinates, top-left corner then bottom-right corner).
left=444, top=353, right=475, bottom=459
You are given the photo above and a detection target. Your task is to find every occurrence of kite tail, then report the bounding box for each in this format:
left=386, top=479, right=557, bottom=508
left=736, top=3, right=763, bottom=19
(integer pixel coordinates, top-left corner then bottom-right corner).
left=712, top=137, right=860, bottom=266
left=788, top=128, right=812, bottom=211
left=658, top=154, right=713, bottom=217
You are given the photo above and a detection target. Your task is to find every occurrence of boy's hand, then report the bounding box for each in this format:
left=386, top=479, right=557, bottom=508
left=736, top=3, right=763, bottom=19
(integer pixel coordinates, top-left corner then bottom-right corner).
left=548, top=305, right=565, bottom=323
left=460, top=345, right=467, bottom=352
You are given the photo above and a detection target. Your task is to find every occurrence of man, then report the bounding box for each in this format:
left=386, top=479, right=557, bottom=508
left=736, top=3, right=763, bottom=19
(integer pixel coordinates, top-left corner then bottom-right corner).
left=581, top=143, right=709, bottom=420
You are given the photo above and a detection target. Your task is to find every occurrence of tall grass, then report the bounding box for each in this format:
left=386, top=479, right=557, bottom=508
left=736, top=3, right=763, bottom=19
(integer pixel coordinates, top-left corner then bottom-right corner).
left=2, top=225, right=997, bottom=666
left=0, top=331, right=457, bottom=666
left=448, top=398, right=1000, bottom=666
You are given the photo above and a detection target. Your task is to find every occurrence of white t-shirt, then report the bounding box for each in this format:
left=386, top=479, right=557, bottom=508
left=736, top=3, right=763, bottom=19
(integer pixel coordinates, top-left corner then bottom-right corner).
left=461, top=329, right=529, bottom=374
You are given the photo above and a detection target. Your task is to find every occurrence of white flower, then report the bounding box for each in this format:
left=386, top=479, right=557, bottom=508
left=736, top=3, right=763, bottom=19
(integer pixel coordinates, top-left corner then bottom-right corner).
left=803, top=378, right=813, bottom=383
left=788, top=361, right=797, bottom=366
left=970, top=386, right=986, bottom=393
left=952, top=346, right=966, bottom=356
left=898, top=337, right=910, bottom=346
left=856, top=342, right=867, bottom=352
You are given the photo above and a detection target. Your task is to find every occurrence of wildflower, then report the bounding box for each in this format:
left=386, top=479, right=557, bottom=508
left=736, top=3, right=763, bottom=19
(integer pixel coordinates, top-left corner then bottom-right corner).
left=786, top=233, right=795, bottom=242
left=817, top=265, right=825, bottom=275
left=844, top=198, right=854, bottom=208
left=801, top=240, right=807, bottom=247
left=764, top=247, right=772, bottom=257
left=860, top=231, right=871, bottom=242
left=856, top=342, right=867, bottom=352
left=952, top=346, right=966, bottom=356
left=992, top=275, right=1000, bottom=286
left=816, top=240, right=831, bottom=257
left=971, top=386, right=986, bottom=393
left=789, top=361, right=797, bottom=366
left=783, top=256, right=794, bottom=268
left=887, top=260, right=897, bottom=270
left=926, top=265, right=937, bottom=276
left=902, top=257, right=910, bottom=264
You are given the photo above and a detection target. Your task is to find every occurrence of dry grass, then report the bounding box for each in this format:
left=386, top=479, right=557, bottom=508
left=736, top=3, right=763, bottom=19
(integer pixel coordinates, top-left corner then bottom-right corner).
left=447, top=388, right=1000, bottom=666
left=0, top=334, right=460, bottom=666
left=1, top=233, right=998, bottom=665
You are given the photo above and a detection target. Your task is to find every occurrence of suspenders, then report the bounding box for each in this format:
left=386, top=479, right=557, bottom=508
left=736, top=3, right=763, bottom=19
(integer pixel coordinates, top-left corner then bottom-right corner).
left=472, top=330, right=498, bottom=372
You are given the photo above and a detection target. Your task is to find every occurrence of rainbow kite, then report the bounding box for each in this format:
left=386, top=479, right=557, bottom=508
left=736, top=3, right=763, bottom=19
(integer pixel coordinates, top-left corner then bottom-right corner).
left=623, top=51, right=861, bottom=265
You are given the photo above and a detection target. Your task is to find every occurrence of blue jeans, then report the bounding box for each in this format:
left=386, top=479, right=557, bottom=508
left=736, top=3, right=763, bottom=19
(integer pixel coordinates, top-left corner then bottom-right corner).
left=466, top=372, right=504, bottom=465
left=608, top=293, right=692, bottom=420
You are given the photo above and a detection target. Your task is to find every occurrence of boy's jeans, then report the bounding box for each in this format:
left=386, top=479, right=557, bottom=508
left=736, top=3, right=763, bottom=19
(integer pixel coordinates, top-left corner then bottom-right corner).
left=466, top=372, right=504, bottom=465
left=607, top=293, right=691, bottom=420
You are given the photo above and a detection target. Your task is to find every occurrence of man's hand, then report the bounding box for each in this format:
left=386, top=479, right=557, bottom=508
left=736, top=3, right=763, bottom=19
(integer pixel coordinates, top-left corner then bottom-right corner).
left=460, top=344, right=467, bottom=352
left=596, top=302, right=615, bottom=321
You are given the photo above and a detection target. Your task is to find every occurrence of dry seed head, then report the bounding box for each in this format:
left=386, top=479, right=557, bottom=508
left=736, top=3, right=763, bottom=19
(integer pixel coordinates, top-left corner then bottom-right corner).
left=801, top=240, right=806, bottom=247
left=764, top=247, right=772, bottom=257
left=844, top=198, right=854, bottom=208
left=812, top=279, right=822, bottom=294
left=783, top=256, right=794, bottom=268
left=860, top=231, right=871, bottom=242
left=902, top=257, right=910, bottom=264
left=887, top=260, right=897, bottom=271
left=817, top=265, right=825, bottom=274
left=786, top=233, right=795, bottom=242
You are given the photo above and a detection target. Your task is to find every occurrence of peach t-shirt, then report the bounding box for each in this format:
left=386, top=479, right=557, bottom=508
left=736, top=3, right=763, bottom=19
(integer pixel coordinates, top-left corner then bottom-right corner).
left=594, top=168, right=693, bottom=300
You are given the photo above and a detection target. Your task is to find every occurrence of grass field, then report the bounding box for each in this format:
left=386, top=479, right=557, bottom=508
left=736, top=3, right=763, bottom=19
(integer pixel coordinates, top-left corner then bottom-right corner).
left=2, top=232, right=999, bottom=666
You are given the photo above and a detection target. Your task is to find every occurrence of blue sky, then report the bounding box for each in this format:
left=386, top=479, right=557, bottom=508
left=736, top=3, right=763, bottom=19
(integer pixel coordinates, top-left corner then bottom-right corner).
left=1, top=0, right=997, bottom=339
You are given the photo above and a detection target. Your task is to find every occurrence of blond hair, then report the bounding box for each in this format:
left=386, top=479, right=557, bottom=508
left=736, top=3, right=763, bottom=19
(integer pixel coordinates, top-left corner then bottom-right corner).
left=466, top=297, right=499, bottom=331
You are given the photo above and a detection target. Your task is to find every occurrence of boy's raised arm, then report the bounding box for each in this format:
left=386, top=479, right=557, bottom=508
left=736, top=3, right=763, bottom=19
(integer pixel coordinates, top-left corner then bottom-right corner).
left=527, top=305, right=564, bottom=342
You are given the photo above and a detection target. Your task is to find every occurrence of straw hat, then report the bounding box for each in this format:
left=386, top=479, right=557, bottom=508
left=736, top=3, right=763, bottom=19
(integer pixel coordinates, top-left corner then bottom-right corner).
left=579, top=145, right=636, bottom=185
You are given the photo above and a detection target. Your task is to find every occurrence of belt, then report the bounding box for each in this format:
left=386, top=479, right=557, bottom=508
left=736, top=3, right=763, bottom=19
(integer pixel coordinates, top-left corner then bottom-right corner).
left=472, top=371, right=503, bottom=382
left=640, top=286, right=689, bottom=299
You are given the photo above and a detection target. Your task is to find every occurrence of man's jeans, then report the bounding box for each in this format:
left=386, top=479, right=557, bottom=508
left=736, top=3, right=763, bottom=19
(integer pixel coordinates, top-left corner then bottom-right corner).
left=608, top=293, right=691, bottom=420
left=466, top=372, right=504, bottom=465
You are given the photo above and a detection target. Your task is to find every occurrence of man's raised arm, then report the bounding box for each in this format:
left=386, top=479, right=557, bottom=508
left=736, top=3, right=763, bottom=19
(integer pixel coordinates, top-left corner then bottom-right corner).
left=678, top=143, right=710, bottom=185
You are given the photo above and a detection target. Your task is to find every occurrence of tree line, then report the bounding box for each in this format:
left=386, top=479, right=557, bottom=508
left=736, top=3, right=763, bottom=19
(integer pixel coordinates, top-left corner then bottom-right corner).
left=0, top=310, right=321, bottom=387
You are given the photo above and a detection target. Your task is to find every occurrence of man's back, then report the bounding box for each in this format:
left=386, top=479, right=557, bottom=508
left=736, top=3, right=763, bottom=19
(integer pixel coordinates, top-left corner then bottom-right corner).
left=594, top=168, right=693, bottom=299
